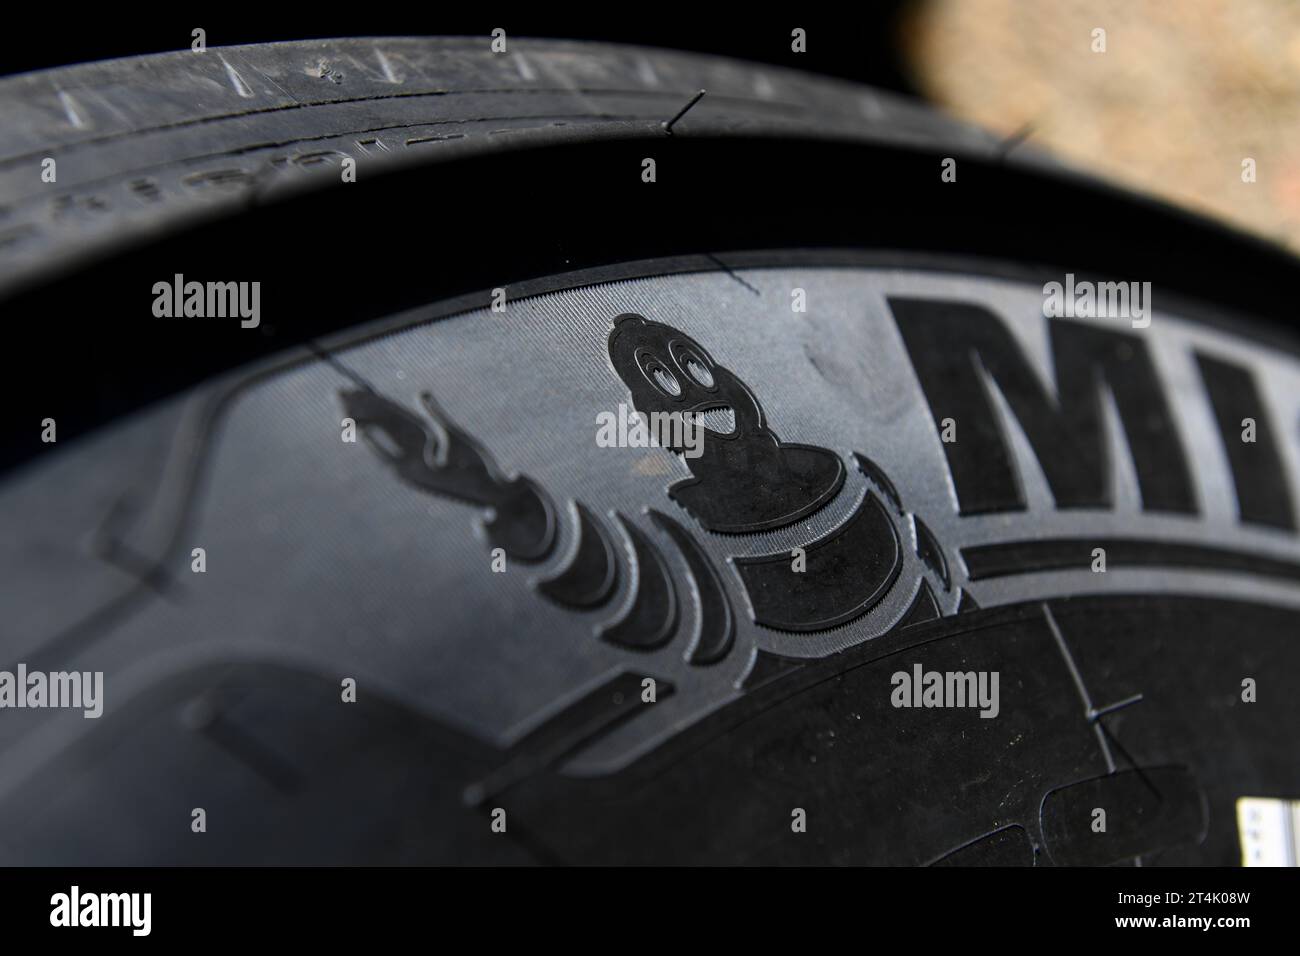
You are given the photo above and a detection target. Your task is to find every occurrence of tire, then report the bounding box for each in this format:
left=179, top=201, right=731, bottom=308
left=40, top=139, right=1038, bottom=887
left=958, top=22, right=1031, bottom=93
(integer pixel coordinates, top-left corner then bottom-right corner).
left=1, top=37, right=1298, bottom=866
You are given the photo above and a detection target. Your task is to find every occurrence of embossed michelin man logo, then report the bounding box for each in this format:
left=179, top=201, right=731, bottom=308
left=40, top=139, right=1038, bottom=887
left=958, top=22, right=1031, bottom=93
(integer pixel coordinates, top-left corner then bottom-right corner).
left=606, top=313, right=844, bottom=533
left=342, top=312, right=966, bottom=673
left=606, top=313, right=957, bottom=632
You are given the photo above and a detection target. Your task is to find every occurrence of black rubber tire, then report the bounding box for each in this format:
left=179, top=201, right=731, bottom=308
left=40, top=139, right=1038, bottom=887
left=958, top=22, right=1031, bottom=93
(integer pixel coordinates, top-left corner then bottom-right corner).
left=0, top=36, right=1005, bottom=298
left=2, top=38, right=1299, bottom=866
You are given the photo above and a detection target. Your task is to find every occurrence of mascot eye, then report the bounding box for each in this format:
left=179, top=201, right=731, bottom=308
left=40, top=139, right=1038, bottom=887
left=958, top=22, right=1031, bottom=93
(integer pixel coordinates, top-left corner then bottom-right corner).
left=670, top=342, right=717, bottom=390
left=652, top=366, right=682, bottom=396
left=683, top=357, right=714, bottom=388
left=639, top=354, right=682, bottom=397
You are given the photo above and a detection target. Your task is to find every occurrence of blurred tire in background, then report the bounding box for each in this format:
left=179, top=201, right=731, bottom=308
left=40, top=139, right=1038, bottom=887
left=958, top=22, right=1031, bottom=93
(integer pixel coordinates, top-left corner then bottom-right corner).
left=903, top=0, right=1300, bottom=251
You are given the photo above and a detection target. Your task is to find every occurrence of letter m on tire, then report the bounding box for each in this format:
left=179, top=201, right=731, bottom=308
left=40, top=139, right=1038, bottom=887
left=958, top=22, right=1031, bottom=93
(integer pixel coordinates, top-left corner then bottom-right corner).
left=889, top=297, right=1196, bottom=516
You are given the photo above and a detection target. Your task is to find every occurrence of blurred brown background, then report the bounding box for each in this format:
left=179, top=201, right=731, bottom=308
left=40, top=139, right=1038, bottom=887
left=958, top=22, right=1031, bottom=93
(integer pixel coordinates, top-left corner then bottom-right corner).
left=903, top=0, right=1300, bottom=251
